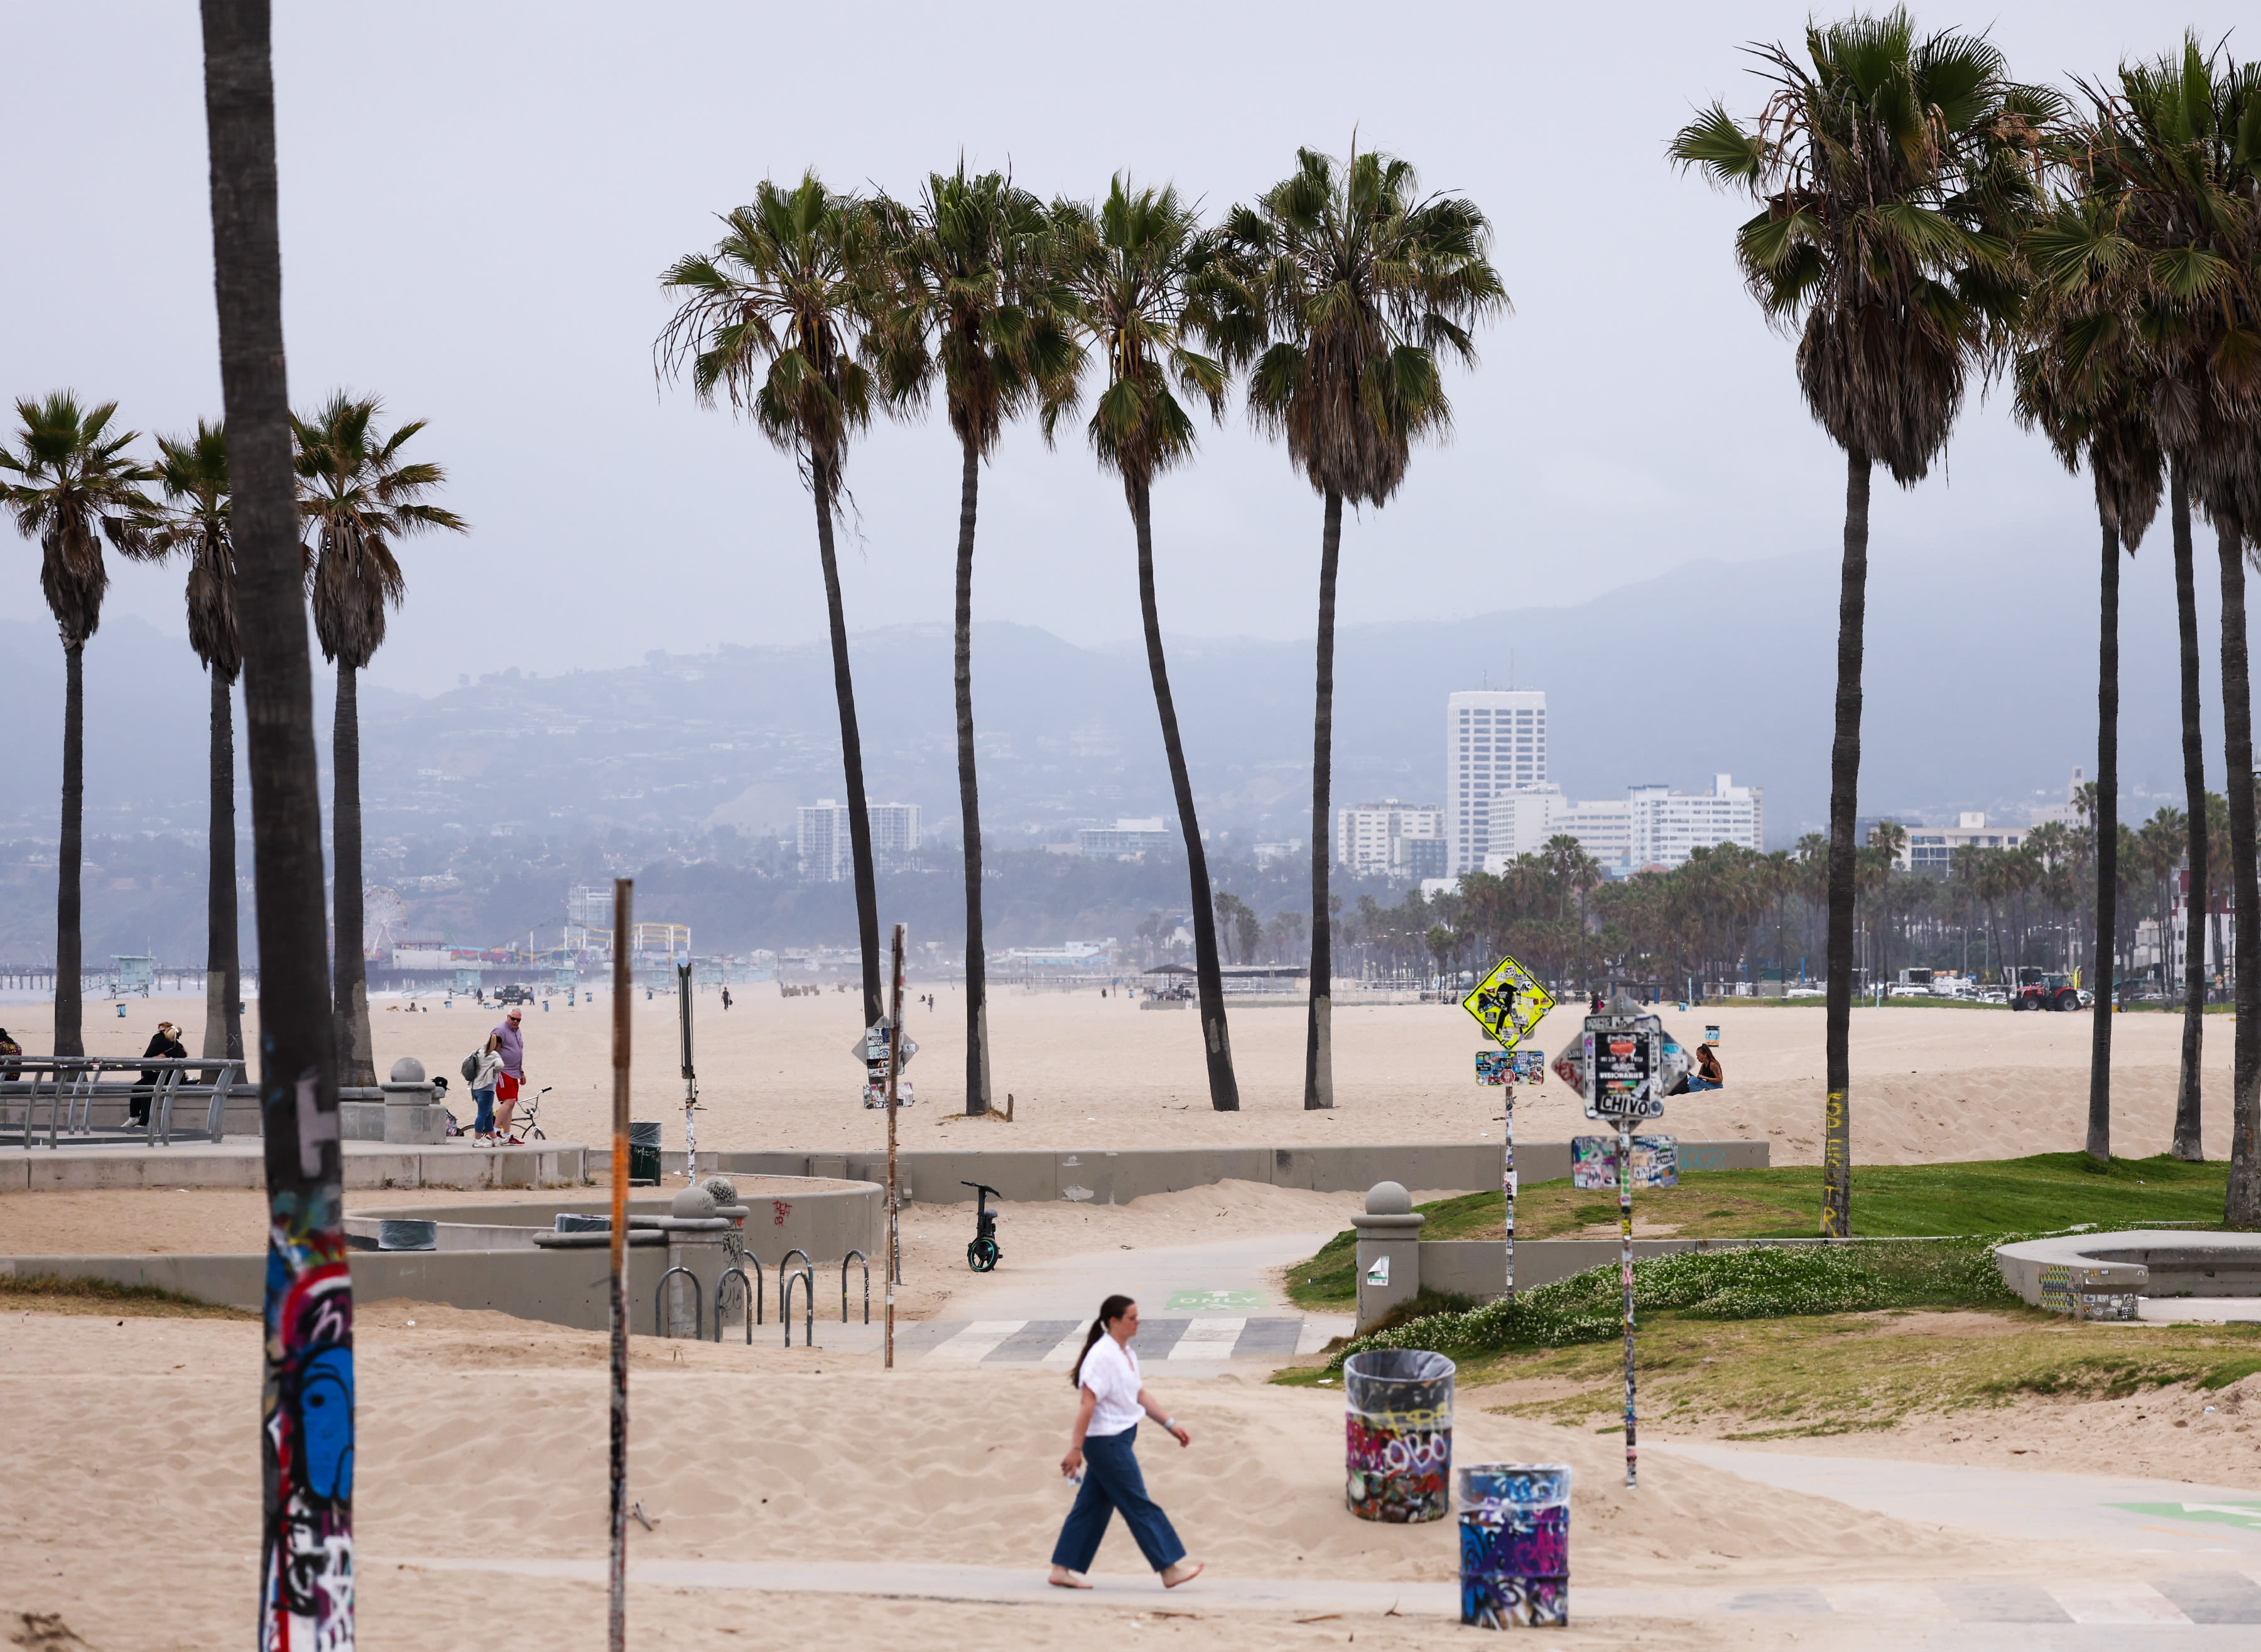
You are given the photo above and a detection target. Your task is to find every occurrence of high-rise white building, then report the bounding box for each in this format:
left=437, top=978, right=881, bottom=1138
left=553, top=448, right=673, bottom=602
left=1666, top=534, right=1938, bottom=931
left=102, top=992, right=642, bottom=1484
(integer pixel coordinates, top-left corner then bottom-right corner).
left=1337, top=799, right=1445, bottom=878
left=1627, top=775, right=1764, bottom=868
left=798, top=799, right=923, bottom=881
left=1446, top=690, right=1548, bottom=873
left=1554, top=799, right=1634, bottom=868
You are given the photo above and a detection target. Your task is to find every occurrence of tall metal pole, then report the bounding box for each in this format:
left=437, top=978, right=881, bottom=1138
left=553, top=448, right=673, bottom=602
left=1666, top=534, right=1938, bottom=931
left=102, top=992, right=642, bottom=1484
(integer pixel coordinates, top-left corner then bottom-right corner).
left=1502, top=1078, right=1517, bottom=1299
left=607, top=880, right=632, bottom=1650
left=1618, top=1112, right=1637, bottom=1489
left=676, top=959, right=697, bottom=1183
left=884, top=922, right=906, bottom=1368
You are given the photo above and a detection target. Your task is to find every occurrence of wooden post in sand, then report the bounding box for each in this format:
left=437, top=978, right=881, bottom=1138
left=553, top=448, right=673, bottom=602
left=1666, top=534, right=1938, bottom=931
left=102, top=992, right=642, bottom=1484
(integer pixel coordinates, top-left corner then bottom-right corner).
left=884, top=922, right=906, bottom=1369
left=608, top=878, right=632, bottom=1649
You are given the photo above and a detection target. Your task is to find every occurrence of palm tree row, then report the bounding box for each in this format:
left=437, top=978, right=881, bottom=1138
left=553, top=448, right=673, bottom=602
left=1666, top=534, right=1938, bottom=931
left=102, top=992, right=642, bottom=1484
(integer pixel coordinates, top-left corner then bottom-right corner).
left=1675, top=12, right=2261, bottom=1228
left=1, top=392, right=461, bottom=1086
left=658, top=154, right=1505, bottom=1112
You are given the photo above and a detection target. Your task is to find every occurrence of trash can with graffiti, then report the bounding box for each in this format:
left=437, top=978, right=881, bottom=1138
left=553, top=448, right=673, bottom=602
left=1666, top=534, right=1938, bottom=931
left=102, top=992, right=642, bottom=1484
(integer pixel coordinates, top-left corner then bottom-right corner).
left=1457, top=1462, right=1570, bottom=1628
left=1343, top=1348, right=1454, bottom=1522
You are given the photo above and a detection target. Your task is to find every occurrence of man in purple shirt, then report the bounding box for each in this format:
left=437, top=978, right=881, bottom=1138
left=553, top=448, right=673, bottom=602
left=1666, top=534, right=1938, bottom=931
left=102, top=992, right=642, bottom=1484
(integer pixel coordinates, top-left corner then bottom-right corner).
left=486, top=1008, right=527, bottom=1140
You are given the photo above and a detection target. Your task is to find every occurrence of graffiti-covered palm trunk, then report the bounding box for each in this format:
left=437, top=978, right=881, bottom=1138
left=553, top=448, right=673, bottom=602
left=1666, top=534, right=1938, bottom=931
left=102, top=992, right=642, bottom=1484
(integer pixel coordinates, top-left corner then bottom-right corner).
left=1132, top=481, right=1239, bottom=1111
left=1303, top=489, right=1342, bottom=1111
left=205, top=665, right=245, bottom=1063
left=813, top=460, right=884, bottom=1026
left=954, top=440, right=991, bottom=1114
left=2087, top=518, right=2120, bottom=1164
left=332, top=661, right=374, bottom=1087
left=201, top=3, right=352, bottom=1643
left=56, top=640, right=85, bottom=1057
left=2219, top=515, right=2261, bottom=1227
left=1822, top=449, right=1869, bottom=1236
left=2171, top=467, right=2206, bottom=1160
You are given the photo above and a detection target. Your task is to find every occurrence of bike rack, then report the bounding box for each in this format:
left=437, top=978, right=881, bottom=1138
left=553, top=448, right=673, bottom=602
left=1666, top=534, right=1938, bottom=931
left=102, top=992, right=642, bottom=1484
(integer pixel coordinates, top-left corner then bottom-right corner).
left=778, top=1248, right=814, bottom=1347
left=842, top=1250, right=869, bottom=1324
left=653, top=1265, right=703, bottom=1339
left=714, top=1265, right=754, bottom=1344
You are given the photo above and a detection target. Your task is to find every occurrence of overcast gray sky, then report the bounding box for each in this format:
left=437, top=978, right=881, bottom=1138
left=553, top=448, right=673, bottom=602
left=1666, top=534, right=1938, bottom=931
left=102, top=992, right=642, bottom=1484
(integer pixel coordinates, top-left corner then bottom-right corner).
left=0, top=1, right=2244, bottom=696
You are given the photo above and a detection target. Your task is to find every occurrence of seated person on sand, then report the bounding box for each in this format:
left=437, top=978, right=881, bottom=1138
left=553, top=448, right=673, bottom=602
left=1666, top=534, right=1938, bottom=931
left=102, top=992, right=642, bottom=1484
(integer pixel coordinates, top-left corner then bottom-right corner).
left=1683, top=1043, right=1724, bottom=1092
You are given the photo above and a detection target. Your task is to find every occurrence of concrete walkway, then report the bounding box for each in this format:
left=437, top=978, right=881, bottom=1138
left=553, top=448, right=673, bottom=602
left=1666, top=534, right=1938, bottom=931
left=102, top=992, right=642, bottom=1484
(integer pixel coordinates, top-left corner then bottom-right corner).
left=392, top=1554, right=2261, bottom=1641
left=1650, top=1444, right=2261, bottom=1560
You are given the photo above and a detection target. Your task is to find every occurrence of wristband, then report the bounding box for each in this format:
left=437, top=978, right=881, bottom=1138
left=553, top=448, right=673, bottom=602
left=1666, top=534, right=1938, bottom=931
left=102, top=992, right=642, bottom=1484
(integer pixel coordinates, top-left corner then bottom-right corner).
left=1163, top=1417, right=1178, bottom=1430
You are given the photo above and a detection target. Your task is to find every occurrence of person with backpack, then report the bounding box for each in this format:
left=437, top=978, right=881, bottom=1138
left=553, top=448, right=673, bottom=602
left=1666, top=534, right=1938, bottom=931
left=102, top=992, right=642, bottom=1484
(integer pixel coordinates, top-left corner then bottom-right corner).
left=462, top=1042, right=504, bottom=1143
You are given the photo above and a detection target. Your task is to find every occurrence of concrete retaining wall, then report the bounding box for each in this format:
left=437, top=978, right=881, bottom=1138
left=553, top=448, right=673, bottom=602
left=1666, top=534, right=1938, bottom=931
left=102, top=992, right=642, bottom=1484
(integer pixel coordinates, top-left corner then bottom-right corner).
left=1416, top=1235, right=1877, bottom=1299
left=685, top=1140, right=1770, bottom=1206
left=1995, top=1229, right=2261, bottom=1309
left=3, top=1142, right=587, bottom=1192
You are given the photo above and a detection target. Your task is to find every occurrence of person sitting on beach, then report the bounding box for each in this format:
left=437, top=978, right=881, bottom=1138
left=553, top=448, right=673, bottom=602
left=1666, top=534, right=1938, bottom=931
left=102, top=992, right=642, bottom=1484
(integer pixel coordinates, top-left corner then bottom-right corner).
left=1684, top=1042, right=1725, bottom=1092
left=1049, top=1294, right=1203, bottom=1592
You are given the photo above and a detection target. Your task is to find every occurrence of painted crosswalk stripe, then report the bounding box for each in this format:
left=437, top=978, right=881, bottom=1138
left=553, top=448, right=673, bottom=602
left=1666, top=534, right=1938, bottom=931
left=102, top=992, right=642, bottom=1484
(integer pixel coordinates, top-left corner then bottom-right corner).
left=2047, top=1584, right=2191, bottom=1624
left=925, top=1320, right=1028, bottom=1364
left=1164, top=1317, right=1246, bottom=1359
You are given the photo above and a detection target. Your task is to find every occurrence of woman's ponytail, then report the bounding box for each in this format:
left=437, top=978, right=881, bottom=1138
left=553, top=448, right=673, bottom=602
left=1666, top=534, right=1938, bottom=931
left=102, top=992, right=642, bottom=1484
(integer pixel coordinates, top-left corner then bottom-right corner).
left=1070, top=1293, right=1136, bottom=1387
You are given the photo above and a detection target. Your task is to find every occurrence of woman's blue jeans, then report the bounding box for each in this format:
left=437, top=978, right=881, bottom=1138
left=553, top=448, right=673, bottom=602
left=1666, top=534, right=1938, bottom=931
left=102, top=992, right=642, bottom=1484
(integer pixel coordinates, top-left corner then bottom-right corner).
left=1051, top=1426, right=1186, bottom=1573
left=472, top=1087, right=495, bottom=1133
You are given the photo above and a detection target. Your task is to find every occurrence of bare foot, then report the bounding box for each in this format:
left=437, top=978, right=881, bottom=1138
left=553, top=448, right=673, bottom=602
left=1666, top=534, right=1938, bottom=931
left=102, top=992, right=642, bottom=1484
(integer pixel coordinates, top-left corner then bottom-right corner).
left=1161, top=1560, right=1205, bottom=1589
left=1048, top=1566, right=1091, bottom=1590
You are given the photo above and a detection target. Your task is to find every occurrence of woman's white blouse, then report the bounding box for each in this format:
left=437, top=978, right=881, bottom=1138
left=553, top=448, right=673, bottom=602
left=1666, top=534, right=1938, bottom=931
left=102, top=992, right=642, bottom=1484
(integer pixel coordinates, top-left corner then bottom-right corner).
left=1079, top=1334, right=1146, bottom=1436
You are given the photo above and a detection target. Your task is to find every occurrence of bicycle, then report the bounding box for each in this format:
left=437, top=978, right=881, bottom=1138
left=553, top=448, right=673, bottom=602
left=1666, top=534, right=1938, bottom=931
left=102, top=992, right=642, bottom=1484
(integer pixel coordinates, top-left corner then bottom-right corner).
left=504, top=1086, right=551, bottom=1143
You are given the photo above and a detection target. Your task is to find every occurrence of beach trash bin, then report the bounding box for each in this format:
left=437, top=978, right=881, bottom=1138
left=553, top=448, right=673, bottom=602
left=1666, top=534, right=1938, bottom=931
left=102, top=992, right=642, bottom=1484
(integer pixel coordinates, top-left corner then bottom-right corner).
left=1343, top=1348, right=1454, bottom=1522
left=1458, top=1464, right=1571, bottom=1628
left=376, top=1219, right=438, bottom=1252
left=628, top=1120, right=663, bottom=1184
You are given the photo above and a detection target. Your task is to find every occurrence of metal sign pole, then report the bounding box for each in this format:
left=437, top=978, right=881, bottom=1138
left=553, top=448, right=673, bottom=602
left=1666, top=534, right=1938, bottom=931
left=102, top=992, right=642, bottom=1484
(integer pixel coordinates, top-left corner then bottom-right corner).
left=1502, top=1077, right=1517, bottom=1300
left=606, top=878, right=633, bottom=1652
left=1618, top=1109, right=1637, bottom=1490
left=676, top=959, right=697, bottom=1183
left=884, top=923, right=906, bottom=1369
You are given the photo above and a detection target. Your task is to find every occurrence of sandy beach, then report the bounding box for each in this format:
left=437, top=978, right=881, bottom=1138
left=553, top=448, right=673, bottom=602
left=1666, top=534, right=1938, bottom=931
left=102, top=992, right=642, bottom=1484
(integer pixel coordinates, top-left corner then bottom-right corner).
left=0, top=991, right=2236, bottom=1162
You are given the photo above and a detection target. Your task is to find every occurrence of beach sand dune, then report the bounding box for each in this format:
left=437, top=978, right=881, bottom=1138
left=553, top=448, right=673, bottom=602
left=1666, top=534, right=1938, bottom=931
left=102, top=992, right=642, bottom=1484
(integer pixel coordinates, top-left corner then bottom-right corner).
left=3, top=993, right=2232, bottom=1165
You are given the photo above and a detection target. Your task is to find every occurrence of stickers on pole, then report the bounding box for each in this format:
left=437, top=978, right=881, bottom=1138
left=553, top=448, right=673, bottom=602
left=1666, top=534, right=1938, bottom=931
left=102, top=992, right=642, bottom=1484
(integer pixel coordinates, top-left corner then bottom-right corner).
left=1571, top=1135, right=1679, bottom=1189
left=1477, top=1048, right=1549, bottom=1085
left=856, top=1021, right=918, bottom=1108
left=1462, top=954, right=1556, bottom=1049
left=1574, top=1006, right=1678, bottom=1120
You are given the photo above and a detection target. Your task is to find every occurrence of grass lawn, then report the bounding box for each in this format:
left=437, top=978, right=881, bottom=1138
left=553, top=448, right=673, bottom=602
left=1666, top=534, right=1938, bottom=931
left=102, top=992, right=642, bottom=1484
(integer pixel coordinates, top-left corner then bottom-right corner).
left=1451, top=1311, right=2261, bottom=1438
left=1284, top=1152, right=2233, bottom=1310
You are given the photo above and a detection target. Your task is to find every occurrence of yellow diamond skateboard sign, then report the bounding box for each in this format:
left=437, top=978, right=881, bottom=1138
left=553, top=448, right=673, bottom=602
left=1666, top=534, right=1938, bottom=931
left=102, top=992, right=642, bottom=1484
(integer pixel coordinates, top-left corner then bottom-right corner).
left=1463, top=954, right=1554, bottom=1048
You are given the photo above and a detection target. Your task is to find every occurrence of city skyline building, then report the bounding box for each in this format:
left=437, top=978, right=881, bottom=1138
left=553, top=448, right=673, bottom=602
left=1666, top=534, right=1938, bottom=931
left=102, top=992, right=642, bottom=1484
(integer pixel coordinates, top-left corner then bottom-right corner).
left=1446, top=689, right=1548, bottom=874
left=1336, top=799, right=1446, bottom=879
left=1627, top=774, right=1764, bottom=869
left=798, top=799, right=923, bottom=882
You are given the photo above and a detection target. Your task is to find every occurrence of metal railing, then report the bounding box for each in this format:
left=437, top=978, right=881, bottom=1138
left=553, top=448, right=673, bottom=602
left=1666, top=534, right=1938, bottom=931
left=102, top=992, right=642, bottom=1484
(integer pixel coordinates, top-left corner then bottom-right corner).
left=778, top=1248, right=814, bottom=1347
left=715, top=1264, right=754, bottom=1344
left=3, top=1057, right=245, bottom=1149
left=654, top=1265, right=703, bottom=1339
left=842, top=1249, right=868, bottom=1324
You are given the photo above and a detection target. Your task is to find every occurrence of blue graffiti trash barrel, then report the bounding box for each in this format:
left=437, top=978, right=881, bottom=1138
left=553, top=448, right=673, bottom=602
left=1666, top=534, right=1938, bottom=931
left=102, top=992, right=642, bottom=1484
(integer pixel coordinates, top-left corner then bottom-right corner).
left=1458, top=1463, right=1571, bottom=1629
left=1343, top=1349, right=1454, bottom=1523
left=376, top=1219, right=438, bottom=1251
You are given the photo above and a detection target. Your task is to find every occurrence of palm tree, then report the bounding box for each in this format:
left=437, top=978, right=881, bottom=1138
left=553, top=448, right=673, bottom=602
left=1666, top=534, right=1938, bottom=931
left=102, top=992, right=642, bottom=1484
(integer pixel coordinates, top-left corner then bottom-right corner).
left=1049, top=177, right=1242, bottom=1110
left=294, top=392, right=467, bottom=1088
left=2074, top=39, right=2261, bottom=1213
left=2014, top=202, right=2165, bottom=1161
left=0, top=392, right=159, bottom=1058
left=870, top=165, right=1078, bottom=1116
left=152, top=421, right=247, bottom=1066
left=198, top=2, right=354, bottom=1639
left=1672, top=12, right=2051, bottom=1232
left=660, top=174, right=889, bottom=1025
left=1214, top=145, right=1506, bottom=1108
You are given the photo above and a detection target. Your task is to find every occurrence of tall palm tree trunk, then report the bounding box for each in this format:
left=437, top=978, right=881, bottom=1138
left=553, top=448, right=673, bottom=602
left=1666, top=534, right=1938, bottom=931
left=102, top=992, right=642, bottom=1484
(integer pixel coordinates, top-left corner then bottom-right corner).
left=1133, top=481, right=1239, bottom=1111
left=332, top=662, right=374, bottom=1087
left=204, top=667, right=245, bottom=1063
left=1821, top=448, right=1868, bottom=1237
left=953, top=439, right=990, bottom=1115
left=55, top=640, right=85, bottom=1057
left=2220, top=513, right=2261, bottom=1226
left=1303, top=488, right=1343, bottom=1111
left=2088, top=517, right=2120, bottom=1163
left=200, top=2, right=351, bottom=1641
left=812, top=460, right=883, bottom=1026
left=2171, top=465, right=2207, bottom=1160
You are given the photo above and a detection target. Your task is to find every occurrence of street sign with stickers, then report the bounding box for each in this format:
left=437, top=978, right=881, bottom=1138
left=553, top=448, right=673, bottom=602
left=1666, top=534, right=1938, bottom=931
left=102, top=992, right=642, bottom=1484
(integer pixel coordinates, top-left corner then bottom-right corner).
left=1462, top=954, right=1556, bottom=1049
left=855, top=1020, right=918, bottom=1106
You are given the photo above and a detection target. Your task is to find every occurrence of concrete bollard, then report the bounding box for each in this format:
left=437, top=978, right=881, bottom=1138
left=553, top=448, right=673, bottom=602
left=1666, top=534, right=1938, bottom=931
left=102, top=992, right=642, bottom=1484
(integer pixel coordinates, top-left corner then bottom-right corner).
left=1343, top=1348, right=1454, bottom=1522
left=1458, top=1464, right=1571, bottom=1628
left=1353, top=1181, right=1425, bottom=1333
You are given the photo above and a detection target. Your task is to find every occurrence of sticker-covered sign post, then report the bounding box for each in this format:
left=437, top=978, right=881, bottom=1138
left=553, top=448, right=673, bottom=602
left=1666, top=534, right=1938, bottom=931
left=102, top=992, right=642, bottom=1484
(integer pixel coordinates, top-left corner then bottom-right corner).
left=1577, top=998, right=1673, bottom=1490
left=1463, top=956, right=1554, bottom=1301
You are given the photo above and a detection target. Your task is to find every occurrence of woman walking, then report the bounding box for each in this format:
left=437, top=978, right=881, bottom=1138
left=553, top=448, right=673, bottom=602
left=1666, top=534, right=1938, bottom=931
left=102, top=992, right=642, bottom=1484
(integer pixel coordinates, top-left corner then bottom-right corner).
left=1049, top=1295, right=1203, bottom=1590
